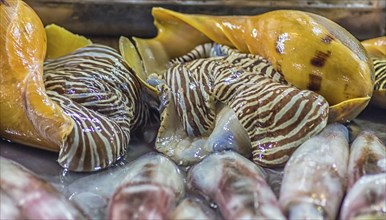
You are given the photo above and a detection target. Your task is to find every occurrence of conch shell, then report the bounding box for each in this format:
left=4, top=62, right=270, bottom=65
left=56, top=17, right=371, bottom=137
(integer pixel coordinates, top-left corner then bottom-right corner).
left=130, top=8, right=374, bottom=123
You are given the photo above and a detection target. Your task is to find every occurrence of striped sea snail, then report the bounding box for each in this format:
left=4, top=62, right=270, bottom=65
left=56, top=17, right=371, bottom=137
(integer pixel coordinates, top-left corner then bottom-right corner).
left=127, top=8, right=374, bottom=123
left=120, top=8, right=373, bottom=167
left=361, top=36, right=386, bottom=109
left=149, top=43, right=328, bottom=166
left=0, top=0, right=156, bottom=171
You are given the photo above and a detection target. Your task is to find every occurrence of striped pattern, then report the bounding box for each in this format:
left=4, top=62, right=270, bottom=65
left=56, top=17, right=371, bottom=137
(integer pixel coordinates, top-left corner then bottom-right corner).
left=47, top=90, right=128, bottom=171
left=44, top=44, right=149, bottom=171
left=170, top=43, right=215, bottom=64
left=161, top=43, right=329, bottom=167
left=373, top=57, right=386, bottom=91
left=213, top=70, right=329, bottom=166
left=165, top=62, right=216, bottom=137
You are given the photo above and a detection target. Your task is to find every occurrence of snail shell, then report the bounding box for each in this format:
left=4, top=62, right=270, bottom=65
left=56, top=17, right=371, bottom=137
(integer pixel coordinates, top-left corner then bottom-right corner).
left=362, top=36, right=386, bottom=109
left=43, top=44, right=152, bottom=171
left=0, top=0, right=73, bottom=150
left=156, top=43, right=328, bottom=167
left=130, top=8, right=374, bottom=123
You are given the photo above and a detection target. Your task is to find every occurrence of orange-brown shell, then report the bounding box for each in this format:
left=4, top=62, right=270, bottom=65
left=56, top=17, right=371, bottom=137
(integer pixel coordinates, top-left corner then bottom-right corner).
left=130, top=8, right=374, bottom=123
left=0, top=0, right=73, bottom=151
left=362, top=36, right=386, bottom=58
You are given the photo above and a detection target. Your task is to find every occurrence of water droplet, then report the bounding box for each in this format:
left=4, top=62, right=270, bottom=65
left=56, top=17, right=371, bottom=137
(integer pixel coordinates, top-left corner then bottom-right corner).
left=210, top=202, right=218, bottom=209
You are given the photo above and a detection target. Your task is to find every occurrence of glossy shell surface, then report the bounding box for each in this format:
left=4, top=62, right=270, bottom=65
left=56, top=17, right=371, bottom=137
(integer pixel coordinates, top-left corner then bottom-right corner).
left=131, top=8, right=374, bottom=123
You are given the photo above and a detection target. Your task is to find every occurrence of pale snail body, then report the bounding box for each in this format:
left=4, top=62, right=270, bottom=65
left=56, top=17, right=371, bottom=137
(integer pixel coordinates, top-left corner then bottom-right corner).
left=187, top=151, right=286, bottom=219
left=279, top=123, right=349, bottom=219
left=340, top=130, right=386, bottom=220
left=0, top=157, right=87, bottom=219
left=107, top=153, right=185, bottom=219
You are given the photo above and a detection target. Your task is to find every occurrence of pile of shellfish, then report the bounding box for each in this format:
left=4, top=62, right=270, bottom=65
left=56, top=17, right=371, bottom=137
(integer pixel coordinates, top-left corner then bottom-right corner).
left=1, top=0, right=385, bottom=219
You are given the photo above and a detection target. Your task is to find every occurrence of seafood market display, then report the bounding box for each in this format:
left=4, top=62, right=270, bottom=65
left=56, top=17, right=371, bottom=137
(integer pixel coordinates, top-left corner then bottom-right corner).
left=130, top=7, right=374, bottom=123
left=279, top=123, right=349, bottom=219
left=0, top=0, right=156, bottom=172
left=0, top=157, right=87, bottom=219
left=107, top=153, right=185, bottom=220
left=1, top=0, right=385, bottom=219
left=156, top=43, right=328, bottom=166
left=187, top=151, right=286, bottom=219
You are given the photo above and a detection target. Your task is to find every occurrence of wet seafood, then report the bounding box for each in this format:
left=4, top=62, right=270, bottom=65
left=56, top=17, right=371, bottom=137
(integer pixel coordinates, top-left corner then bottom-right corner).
left=107, top=153, right=184, bottom=220
left=340, top=173, right=386, bottom=220
left=347, top=130, right=386, bottom=189
left=127, top=7, right=373, bottom=123
left=340, top=130, right=386, bottom=219
left=43, top=44, right=154, bottom=171
left=156, top=43, right=328, bottom=166
left=167, top=197, right=219, bottom=220
left=187, top=151, right=285, bottom=219
left=362, top=36, right=386, bottom=58
left=45, top=24, right=92, bottom=59
left=372, top=57, right=386, bottom=108
left=0, top=157, right=87, bottom=219
left=1, top=0, right=156, bottom=172
left=279, top=123, right=349, bottom=219
left=264, top=167, right=284, bottom=198
left=362, top=36, right=386, bottom=109
left=1, top=0, right=73, bottom=151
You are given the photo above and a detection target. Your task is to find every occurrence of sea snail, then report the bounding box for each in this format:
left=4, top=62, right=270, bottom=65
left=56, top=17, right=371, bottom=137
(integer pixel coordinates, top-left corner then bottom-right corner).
left=153, top=43, right=328, bottom=167
left=128, top=8, right=374, bottom=123
left=0, top=0, right=156, bottom=172
left=362, top=36, right=386, bottom=109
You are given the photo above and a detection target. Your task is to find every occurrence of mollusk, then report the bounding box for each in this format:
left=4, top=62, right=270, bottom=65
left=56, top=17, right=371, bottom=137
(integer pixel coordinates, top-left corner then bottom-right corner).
left=167, top=197, right=219, bottom=220
left=279, top=123, right=349, bottom=219
left=128, top=7, right=374, bottom=123
left=43, top=44, right=152, bottom=171
left=0, top=157, right=88, bottom=219
left=187, top=151, right=286, bottom=219
left=107, top=153, right=185, bottom=220
left=156, top=43, right=328, bottom=167
left=340, top=130, right=386, bottom=220
left=340, top=173, right=386, bottom=220
left=362, top=36, right=386, bottom=58
left=1, top=0, right=72, bottom=152
left=362, top=36, right=386, bottom=108
left=0, top=0, right=154, bottom=172
left=347, top=130, right=386, bottom=189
